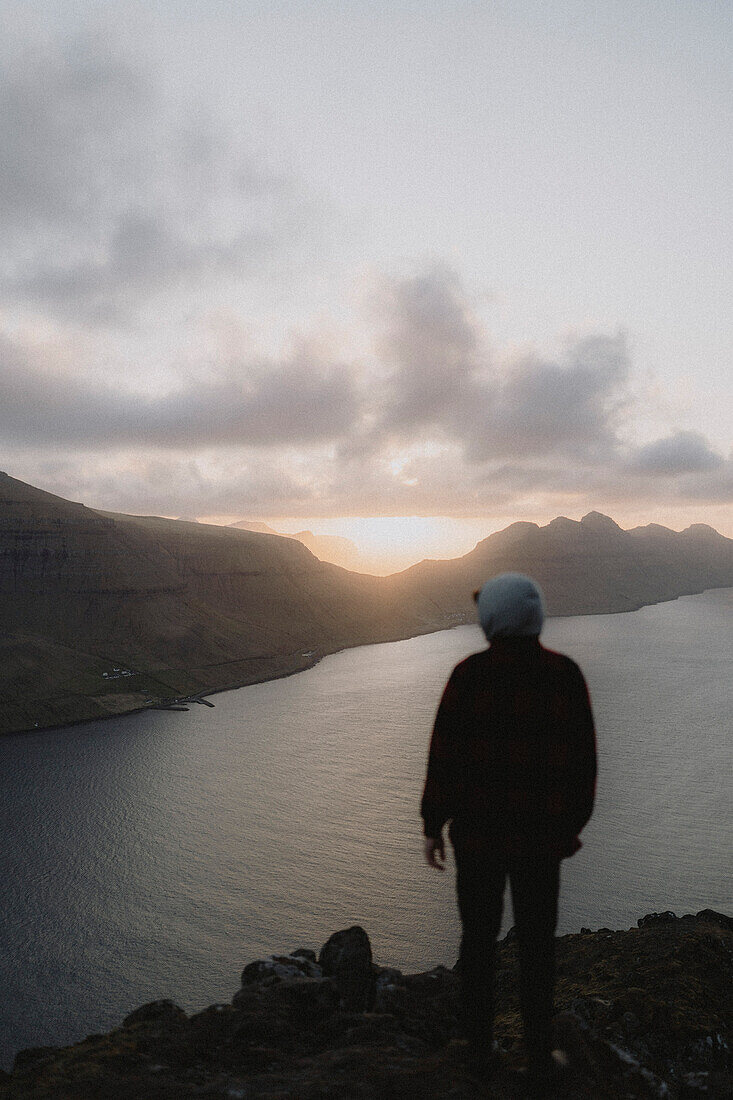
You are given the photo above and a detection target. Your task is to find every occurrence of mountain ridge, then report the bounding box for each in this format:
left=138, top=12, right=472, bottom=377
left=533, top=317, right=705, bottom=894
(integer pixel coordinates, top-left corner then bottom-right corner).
left=2, top=472, right=731, bottom=736
left=229, top=519, right=363, bottom=570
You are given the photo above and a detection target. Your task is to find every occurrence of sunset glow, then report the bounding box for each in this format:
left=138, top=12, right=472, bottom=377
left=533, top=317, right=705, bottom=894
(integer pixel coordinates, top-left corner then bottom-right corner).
left=276, top=516, right=495, bottom=573
left=0, top=2, right=730, bottom=538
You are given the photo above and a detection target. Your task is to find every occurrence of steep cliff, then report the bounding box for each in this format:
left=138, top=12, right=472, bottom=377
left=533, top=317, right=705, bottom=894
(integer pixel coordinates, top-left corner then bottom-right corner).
left=0, top=473, right=441, bottom=734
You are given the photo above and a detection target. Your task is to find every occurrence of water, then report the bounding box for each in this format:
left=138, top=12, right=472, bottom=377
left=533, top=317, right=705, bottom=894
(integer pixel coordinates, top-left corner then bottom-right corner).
left=1, top=589, right=731, bottom=1069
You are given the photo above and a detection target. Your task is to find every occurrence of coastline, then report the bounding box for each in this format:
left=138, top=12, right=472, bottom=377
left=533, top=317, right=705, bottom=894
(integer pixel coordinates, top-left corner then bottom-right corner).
left=4, top=585, right=730, bottom=740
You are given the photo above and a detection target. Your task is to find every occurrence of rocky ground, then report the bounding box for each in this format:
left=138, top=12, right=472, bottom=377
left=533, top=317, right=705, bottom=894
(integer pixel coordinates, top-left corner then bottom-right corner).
left=1, top=910, right=731, bottom=1099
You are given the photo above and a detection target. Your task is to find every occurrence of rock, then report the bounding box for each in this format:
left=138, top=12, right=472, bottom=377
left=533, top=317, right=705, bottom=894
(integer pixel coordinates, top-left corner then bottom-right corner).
left=266, top=976, right=339, bottom=1015
left=318, top=925, right=374, bottom=1012
left=237, top=975, right=340, bottom=1029
left=696, top=908, right=733, bottom=933
left=11, top=1047, right=59, bottom=1073
left=291, top=947, right=317, bottom=962
left=373, top=966, right=405, bottom=1011
left=637, top=910, right=677, bottom=928
left=682, top=1070, right=710, bottom=1092
left=3, top=915, right=731, bottom=1098
left=122, top=999, right=188, bottom=1028
left=374, top=965, right=403, bottom=990
left=569, top=995, right=615, bottom=1026
left=240, top=951, right=323, bottom=986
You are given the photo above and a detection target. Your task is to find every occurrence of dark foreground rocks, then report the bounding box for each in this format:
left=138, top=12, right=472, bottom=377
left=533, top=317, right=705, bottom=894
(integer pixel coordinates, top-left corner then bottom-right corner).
left=1, top=911, right=731, bottom=1099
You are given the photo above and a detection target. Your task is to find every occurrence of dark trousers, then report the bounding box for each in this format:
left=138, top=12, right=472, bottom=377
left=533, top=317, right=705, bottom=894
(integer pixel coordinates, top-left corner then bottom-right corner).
left=454, top=847, right=560, bottom=1060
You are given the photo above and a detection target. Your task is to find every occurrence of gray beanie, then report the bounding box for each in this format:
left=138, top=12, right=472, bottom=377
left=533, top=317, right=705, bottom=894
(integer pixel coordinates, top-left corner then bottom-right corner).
left=476, top=572, right=545, bottom=641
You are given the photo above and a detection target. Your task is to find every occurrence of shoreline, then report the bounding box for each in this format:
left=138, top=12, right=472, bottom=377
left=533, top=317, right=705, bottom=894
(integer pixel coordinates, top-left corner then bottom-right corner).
left=3, top=585, right=729, bottom=740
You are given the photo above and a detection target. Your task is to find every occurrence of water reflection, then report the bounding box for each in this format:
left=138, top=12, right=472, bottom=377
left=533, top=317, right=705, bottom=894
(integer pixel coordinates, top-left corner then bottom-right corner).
left=1, top=588, right=731, bottom=1068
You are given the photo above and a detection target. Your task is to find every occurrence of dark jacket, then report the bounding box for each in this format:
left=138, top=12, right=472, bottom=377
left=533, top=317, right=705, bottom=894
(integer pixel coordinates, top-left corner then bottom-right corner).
left=421, top=637, right=597, bottom=859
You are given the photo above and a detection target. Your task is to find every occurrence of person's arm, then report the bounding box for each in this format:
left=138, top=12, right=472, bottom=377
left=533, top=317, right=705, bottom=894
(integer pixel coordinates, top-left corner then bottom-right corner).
left=421, top=667, right=463, bottom=866
left=566, top=664, right=597, bottom=837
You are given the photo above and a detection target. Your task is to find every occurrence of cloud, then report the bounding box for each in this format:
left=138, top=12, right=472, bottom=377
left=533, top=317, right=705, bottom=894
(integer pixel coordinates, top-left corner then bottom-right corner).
left=462, top=333, right=629, bottom=463
left=366, top=268, right=629, bottom=465
left=0, top=35, right=301, bottom=324
left=9, top=212, right=275, bottom=325
left=0, top=39, right=151, bottom=230
left=627, top=430, right=724, bottom=476
left=0, top=333, right=360, bottom=449
left=375, top=267, right=480, bottom=432
left=681, top=461, right=733, bottom=503
left=2, top=261, right=729, bottom=519
left=15, top=453, right=316, bottom=519
left=620, top=431, right=733, bottom=506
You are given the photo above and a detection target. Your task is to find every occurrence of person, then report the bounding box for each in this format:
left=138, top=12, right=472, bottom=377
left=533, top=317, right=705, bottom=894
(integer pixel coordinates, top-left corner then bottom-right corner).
left=421, top=572, right=597, bottom=1087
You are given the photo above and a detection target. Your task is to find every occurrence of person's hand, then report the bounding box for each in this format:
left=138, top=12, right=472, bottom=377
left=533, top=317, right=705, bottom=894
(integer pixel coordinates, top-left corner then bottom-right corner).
left=424, top=835, right=446, bottom=871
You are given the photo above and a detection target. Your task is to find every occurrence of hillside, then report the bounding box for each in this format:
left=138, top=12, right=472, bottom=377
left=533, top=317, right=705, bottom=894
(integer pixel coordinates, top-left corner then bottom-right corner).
left=1, top=910, right=730, bottom=1098
left=2, top=473, right=732, bottom=736
left=230, top=519, right=361, bottom=570
left=0, top=474, right=437, bottom=735
left=384, top=510, right=733, bottom=626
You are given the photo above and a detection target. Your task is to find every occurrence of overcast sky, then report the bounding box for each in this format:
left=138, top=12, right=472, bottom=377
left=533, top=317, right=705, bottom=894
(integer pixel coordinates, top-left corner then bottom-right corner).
left=1, top=0, right=731, bottom=557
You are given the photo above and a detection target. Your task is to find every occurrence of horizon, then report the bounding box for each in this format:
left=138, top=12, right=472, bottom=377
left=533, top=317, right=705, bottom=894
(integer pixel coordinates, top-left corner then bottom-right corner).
left=1, top=2, right=730, bottom=553
left=5, top=467, right=728, bottom=575
left=200, top=505, right=732, bottom=573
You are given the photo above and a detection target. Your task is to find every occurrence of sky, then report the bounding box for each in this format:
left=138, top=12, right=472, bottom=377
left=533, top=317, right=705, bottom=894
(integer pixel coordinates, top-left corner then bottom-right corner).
left=1, top=0, right=731, bottom=567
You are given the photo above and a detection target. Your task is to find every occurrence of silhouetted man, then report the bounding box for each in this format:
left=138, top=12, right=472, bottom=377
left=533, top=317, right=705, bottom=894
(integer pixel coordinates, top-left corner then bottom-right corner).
left=421, top=573, right=596, bottom=1087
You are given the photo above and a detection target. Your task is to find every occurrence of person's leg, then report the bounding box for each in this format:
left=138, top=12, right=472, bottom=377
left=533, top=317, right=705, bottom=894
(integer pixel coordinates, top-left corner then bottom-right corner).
left=454, top=847, right=506, bottom=1052
left=508, top=855, right=561, bottom=1073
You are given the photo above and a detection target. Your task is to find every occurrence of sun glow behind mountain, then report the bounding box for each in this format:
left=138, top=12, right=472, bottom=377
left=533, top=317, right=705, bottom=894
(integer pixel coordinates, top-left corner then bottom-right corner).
left=277, top=516, right=497, bottom=574
left=197, top=502, right=733, bottom=575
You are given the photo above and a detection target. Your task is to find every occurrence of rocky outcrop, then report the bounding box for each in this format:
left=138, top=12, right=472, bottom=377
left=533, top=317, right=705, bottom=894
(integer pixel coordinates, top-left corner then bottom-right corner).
left=318, top=926, right=374, bottom=1012
left=2, top=911, right=730, bottom=1098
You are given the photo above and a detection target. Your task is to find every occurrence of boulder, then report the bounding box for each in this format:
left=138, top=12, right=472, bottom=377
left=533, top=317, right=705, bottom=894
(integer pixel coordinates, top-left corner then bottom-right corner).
left=373, top=966, right=405, bottom=1012
left=122, top=999, right=187, bottom=1029
left=318, top=925, right=374, bottom=1012
left=637, top=911, right=677, bottom=928
left=695, top=908, right=733, bottom=933
left=240, top=952, right=323, bottom=986
left=291, top=947, right=317, bottom=962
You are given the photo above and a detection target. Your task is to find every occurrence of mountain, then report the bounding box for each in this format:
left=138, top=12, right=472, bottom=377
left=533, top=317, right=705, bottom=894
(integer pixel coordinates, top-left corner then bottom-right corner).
left=289, top=530, right=361, bottom=570
left=2, top=472, right=732, bottom=735
left=384, top=509, right=733, bottom=625
left=3, top=910, right=731, bottom=1097
left=230, top=520, right=362, bottom=569
left=0, top=474, right=435, bottom=736
left=228, top=519, right=281, bottom=535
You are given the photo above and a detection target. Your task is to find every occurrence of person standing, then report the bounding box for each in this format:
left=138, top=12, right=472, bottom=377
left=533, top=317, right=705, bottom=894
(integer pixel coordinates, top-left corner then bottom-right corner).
left=421, top=573, right=597, bottom=1086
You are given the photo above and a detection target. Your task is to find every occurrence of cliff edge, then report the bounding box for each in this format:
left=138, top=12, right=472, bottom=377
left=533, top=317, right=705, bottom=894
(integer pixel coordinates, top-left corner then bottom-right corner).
left=2, top=910, right=731, bottom=1098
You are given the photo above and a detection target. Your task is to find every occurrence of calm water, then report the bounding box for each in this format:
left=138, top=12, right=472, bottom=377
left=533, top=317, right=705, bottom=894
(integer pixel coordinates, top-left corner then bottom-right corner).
left=1, top=589, right=731, bottom=1068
